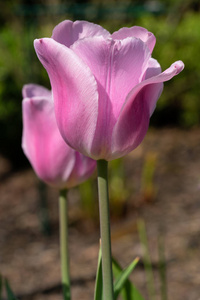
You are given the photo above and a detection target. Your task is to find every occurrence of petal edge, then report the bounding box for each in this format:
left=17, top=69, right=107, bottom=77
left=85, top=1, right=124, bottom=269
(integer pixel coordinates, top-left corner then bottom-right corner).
left=34, top=38, right=99, bottom=158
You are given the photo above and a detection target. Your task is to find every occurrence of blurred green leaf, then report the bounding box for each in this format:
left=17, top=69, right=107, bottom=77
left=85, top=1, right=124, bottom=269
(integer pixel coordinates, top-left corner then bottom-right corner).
left=94, top=244, right=103, bottom=300
left=5, top=279, right=18, bottom=300
left=0, top=275, right=2, bottom=300
left=158, top=235, right=167, bottom=300
left=113, top=257, right=145, bottom=300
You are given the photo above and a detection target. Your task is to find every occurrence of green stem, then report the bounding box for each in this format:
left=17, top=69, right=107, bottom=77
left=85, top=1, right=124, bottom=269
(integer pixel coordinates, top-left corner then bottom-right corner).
left=97, top=160, right=114, bottom=300
left=59, top=189, right=71, bottom=300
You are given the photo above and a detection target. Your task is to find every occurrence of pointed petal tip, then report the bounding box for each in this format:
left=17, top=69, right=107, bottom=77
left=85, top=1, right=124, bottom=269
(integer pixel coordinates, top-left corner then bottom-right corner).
left=34, top=38, right=41, bottom=46
left=171, top=60, right=184, bottom=74
left=34, top=38, right=55, bottom=67
left=34, top=38, right=50, bottom=53
left=34, top=38, right=43, bottom=44
left=22, top=84, right=28, bottom=98
left=34, top=39, right=43, bottom=55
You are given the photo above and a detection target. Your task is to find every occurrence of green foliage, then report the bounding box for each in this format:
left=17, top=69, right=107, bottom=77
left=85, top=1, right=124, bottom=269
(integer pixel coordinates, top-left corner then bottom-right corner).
left=0, top=276, right=18, bottom=300
left=94, top=246, right=144, bottom=300
left=79, top=177, right=98, bottom=220
left=94, top=246, right=103, bottom=300
left=158, top=235, right=167, bottom=300
left=5, top=279, right=19, bottom=300
left=113, top=257, right=140, bottom=300
left=136, top=13, right=200, bottom=127
left=0, top=275, right=2, bottom=300
left=102, top=12, right=200, bottom=128
left=137, top=219, right=168, bottom=300
left=0, top=23, right=51, bottom=166
left=112, top=258, right=145, bottom=300
left=109, top=159, right=129, bottom=217
left=141, top=152, right=157, bottom=203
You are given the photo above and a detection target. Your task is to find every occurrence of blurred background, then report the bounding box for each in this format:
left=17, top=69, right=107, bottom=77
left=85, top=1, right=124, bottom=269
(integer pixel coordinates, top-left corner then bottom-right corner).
left=0, top=0, right=200, bottom=300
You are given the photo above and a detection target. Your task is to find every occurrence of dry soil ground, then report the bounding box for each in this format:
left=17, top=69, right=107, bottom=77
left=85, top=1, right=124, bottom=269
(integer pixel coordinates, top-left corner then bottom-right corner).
left=0, top=128, right=200, bottom=300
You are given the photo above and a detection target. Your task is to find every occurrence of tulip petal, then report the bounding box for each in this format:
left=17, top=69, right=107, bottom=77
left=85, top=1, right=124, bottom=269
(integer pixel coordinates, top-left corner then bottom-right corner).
left=52, top=20, right=110, bottom=47
left=22, top=97, right=76, bottom=188
left=72, top=36, right=150, bottom=158
left=73, top=36, right=150, bottom=119
left=22, top=84, right=51, bottom=99
left=34, top=38, right=99, bottom=157
left=111, top=61, right=184, bottom=159
left=67, top=152, right=96, bottom=188
left=111, top=26, right=156, bottom=53
left=144, top=58, right=163, bottom=115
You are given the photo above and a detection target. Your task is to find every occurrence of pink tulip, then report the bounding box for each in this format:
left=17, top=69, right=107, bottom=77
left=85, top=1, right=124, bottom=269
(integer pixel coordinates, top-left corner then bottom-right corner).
left=22, top=84, right=96, bottom=188
left=34, top=20, right=184, bottom=161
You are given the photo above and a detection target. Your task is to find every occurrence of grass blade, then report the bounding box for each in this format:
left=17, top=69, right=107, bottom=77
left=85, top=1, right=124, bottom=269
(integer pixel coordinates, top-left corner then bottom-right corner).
left=94, top=243, right=103, bottom=300
left=113, top=257, right=145, bottom=300
left=5, top=279, right=18, bottom=300
left=114, top=256, right=139, bottom=299
left=158, top=234, right=167, bottom=300
left=0, top=275, right=2, bottom=300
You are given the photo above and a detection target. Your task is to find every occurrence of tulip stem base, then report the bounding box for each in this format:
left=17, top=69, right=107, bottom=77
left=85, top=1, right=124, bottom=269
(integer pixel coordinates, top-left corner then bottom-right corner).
left=97, top=159, right=114, bottom=300
left=59, top=189, right=71, bottom=300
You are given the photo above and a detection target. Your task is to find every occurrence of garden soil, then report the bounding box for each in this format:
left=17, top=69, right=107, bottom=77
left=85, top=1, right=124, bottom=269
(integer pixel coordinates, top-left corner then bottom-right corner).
left=0, top=128, right=200, bottom=300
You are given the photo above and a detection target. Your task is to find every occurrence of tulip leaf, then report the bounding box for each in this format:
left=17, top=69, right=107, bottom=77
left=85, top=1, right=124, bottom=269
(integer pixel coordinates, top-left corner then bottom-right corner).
left=112, top=257, right=145, bottom=300
left=5, top=279, right=18, bottom=300
left=113, top=256, right=139, bottom=298
left=94, top=244, right=103, bottom=300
